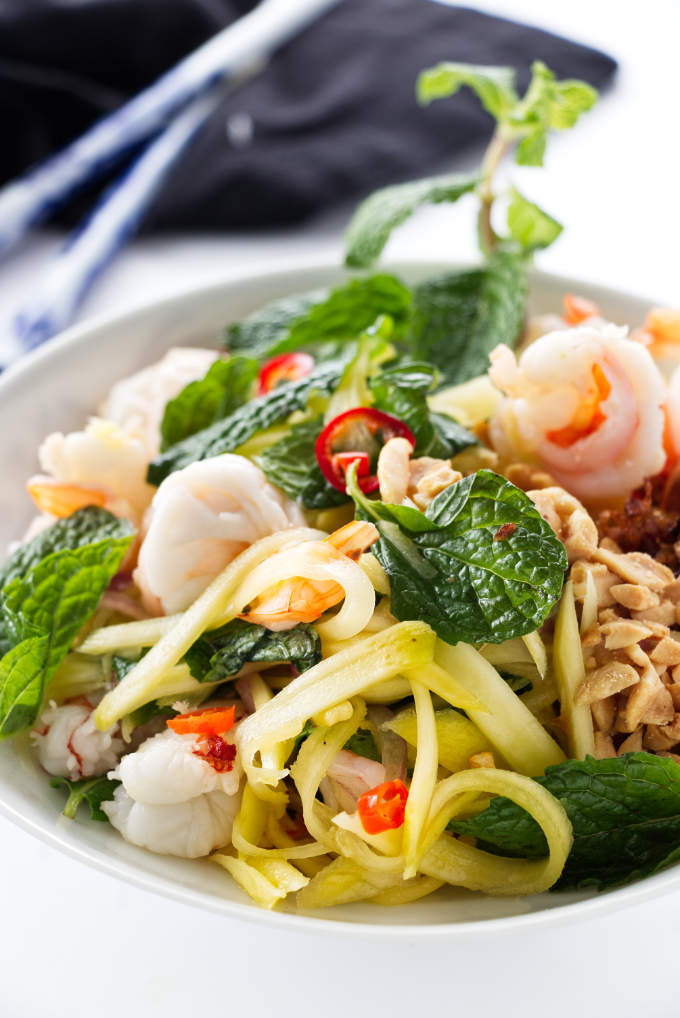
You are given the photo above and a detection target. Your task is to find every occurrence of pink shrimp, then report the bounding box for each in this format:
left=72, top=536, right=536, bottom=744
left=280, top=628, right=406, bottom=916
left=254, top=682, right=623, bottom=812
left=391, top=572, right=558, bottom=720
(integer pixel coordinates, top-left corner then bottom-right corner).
left=488, top=323, right=667, bottom=503
left=240, top=521, right=378, bottom=630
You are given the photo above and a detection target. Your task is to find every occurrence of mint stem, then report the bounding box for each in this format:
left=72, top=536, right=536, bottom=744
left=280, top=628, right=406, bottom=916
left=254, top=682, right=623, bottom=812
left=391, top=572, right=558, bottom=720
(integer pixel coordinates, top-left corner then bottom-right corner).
left=476, top=128, right=510, bottom=256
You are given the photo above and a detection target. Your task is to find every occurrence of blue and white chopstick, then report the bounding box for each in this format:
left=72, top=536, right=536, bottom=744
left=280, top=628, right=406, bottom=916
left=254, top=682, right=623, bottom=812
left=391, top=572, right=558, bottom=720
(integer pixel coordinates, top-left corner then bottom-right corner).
left=0, top=0, right=342, bottom=260
left=8, top=88, right=225, bottom=364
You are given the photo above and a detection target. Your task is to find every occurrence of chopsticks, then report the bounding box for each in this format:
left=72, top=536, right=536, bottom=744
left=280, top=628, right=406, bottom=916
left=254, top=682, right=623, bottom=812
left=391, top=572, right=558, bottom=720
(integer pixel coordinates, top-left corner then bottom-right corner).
left=0, top=0, right=341, bottom=260
left=13, top=86, right=226, bottom=358
left=1, top=0, right=343, bottom=368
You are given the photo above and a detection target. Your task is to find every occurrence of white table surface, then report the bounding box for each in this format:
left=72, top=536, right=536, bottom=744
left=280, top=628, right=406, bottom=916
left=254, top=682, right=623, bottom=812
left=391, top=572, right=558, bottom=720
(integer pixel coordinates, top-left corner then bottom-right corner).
left=1, top=2, right=679, bottom=1015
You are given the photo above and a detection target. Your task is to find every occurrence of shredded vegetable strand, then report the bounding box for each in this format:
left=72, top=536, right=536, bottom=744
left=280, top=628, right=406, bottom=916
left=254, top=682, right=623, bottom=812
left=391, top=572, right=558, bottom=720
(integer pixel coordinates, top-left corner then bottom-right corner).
left=232, top=783, right=327, bottom=860
left=291, top=702, right=366, bottom=850
left=79, top=615, right=179, bottom=655
left=266, top=816, right=332, bottom=877
left=211, top=852, right=307, bottom=909
left=553, top=580, right=595, bottom=759
left=403, top=660, right=486, bottom=714
left=369, top=875, right=444, bottom=906
left=580, top=570, right=598, bottom=635
left=434, top=640, right=565, bottom=774
left=402, top=679, right=438, bottom=878
left=237, top=622, right=435, bottom=787
left=296, top=856, right=400, bottom=909
left=248, top=673, right=292, bottom=806
left=233, top=784, right=269, bottom=852
left=93, top=528, right=322, bottom=729
left=211, top=852, right=285, bottom=910
left=418, top=768, right=572, bottom=896
left=521, top=631, right=548, bottom=680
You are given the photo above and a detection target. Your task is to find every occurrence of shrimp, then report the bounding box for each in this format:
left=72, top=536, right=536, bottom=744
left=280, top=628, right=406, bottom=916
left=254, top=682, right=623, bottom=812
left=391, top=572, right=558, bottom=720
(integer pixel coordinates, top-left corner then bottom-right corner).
left=112, top=727, right=242, bottom=803
left=31, top=697, right=123, bottom=779
left=488, top=323, right=667, bottom=503
left=134, top=454, right=306, bottom=615
left=29, top=417, right=154, bottom=526
left=102, top=786, right=239, bottom=858
left=103, top=722, right=242, bottom=858
left=241, top=520, right=378, bottom=630
left=100, top=347, right=219, bottom=456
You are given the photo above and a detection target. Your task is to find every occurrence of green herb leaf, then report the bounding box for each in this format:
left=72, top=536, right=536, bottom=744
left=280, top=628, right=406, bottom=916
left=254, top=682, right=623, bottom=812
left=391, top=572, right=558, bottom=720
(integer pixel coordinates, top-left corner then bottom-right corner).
left=416, top=63, right=519, bottom=120
left=185, top=619, right=321, bottom=684
left=350, top=468, right=567, bottom=646
left=510, top=61, right=597, bottom=167
left=159, top=355, right=258, bottom=451
left=0, top=507, right=132, bottom=592
left=255, top=417, right=348, bottom=509
left=450, top=753, right=680, bottom=890
left=147, top=351, right=354, bottom=486
left=344, top=173, right=480, bottom=269
left=50, top=775, right=120, bottom=822
left=408, top=249, right=527, bottom=385
left=225, top=275, right=412, bottom=360
left=0, top=528, right=134, bottom=737
left=343, top=728, right=381, bottom=762
left=370, top=362, right=477, bottom=458
left=506, top=188, right=562, bottom=252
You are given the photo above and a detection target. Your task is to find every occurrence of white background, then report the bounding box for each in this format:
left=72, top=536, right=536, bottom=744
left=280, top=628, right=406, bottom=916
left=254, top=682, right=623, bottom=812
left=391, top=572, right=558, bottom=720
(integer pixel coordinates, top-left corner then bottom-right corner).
left=1, top=1, right=679, bottom=1015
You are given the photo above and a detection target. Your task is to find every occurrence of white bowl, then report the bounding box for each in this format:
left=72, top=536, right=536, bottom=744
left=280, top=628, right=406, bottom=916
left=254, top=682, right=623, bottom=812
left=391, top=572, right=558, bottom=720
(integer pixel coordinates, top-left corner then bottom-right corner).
left=0, top=260, right=673, bottom=936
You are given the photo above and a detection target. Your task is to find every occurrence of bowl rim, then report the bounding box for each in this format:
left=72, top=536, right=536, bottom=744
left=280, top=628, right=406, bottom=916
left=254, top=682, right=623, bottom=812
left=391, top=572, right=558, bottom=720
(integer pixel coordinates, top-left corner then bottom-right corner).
left=0, top=256, right=675, bottom=937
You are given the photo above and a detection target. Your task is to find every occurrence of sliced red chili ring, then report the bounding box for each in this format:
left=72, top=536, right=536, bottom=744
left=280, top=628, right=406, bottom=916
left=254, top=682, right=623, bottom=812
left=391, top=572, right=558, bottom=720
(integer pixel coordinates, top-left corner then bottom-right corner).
left=257, top=352, right=315, bottom=395
left=315, top=407, right=415, bottom=494
left=357, top=779, right=409, bottom=834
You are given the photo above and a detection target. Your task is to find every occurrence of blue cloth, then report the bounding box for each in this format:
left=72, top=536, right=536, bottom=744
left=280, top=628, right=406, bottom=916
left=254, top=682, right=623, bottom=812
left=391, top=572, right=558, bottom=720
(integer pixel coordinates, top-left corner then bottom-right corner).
left=0, top=0, right=616, bottom=229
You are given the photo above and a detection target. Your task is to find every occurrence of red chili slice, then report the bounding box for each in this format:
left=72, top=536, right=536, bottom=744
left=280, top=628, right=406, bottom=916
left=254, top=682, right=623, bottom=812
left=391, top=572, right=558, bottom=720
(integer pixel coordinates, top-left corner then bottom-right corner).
left=257, top=352, right=315, bottom=395
left=167, top=706, right=235, bottom=736
left=357, top=779, right=408, bottom=835
left=315, top=407, right=415, bottom=494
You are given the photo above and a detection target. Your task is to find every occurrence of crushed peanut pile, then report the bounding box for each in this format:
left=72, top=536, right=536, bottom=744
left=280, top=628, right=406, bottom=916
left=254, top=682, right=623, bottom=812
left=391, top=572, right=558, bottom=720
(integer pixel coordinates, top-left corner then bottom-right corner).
left=526, top=478, right=680, bottom=762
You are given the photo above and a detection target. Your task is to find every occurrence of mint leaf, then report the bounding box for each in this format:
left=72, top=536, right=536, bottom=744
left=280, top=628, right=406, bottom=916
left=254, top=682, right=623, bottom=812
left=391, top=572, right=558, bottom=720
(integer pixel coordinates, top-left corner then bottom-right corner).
left=147, top=351, right=355, bottom=486
left=0, top=637, right=50, bottom=736
left=0, top=507, right=131, bottom=592
left=255, top=417, right=348, bottom=509
left=408, top=249, right=527, bottom=385
left=515, top=130, right=547, bottom=168
left=225, top=275, right=412, bottom=360
left=186, top=619, right=321, bottom=684
left=450, top=753, right=680, bottom=891
left=160, top=356, right=258, bottom=451
left=50, top=775, right=120, bottom=822
left=344, top=173, right=479, bottom=269
left=506, top=188, right=562, bottom=251
left=416, top=63, right=518, bottom=120
left=3, top=538, right=133, bottom=659
left=351, top=469, right=567, bottom=645
left=343, top=728, right=381, bottom=762
left=510, top=61, right=597, bottom=167
left=370, top=362, right=477, bottom=458
left=0, top=529, right=133, bottom=736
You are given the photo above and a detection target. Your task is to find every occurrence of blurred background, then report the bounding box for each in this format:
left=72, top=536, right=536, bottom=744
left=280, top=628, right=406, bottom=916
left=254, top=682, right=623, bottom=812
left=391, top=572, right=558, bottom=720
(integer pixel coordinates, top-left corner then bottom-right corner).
left=0, top=0, right=677, bottom=357
left=0, top=2, right=678, bottom=1016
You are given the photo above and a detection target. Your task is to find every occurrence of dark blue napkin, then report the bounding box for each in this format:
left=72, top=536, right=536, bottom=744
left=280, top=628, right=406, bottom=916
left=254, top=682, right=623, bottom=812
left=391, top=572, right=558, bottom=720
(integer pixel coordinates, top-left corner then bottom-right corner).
left=0, top=0, right=616, bottom=230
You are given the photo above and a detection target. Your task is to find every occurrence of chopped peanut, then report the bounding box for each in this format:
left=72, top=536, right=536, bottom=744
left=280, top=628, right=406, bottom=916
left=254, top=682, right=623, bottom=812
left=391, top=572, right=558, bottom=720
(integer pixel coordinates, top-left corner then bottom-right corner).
left=610, top=583, right=660, bottom=612
left=574, top=661, right=639, bottom=705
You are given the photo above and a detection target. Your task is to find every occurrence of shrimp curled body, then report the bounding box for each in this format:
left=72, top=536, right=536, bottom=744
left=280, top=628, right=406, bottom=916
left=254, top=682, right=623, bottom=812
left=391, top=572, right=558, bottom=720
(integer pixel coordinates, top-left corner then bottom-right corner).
left=135, top=454, right=306, bottom=615
left=103, top=726, right=242, bottom=858
left=489, top=324, right=666, bottom=502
